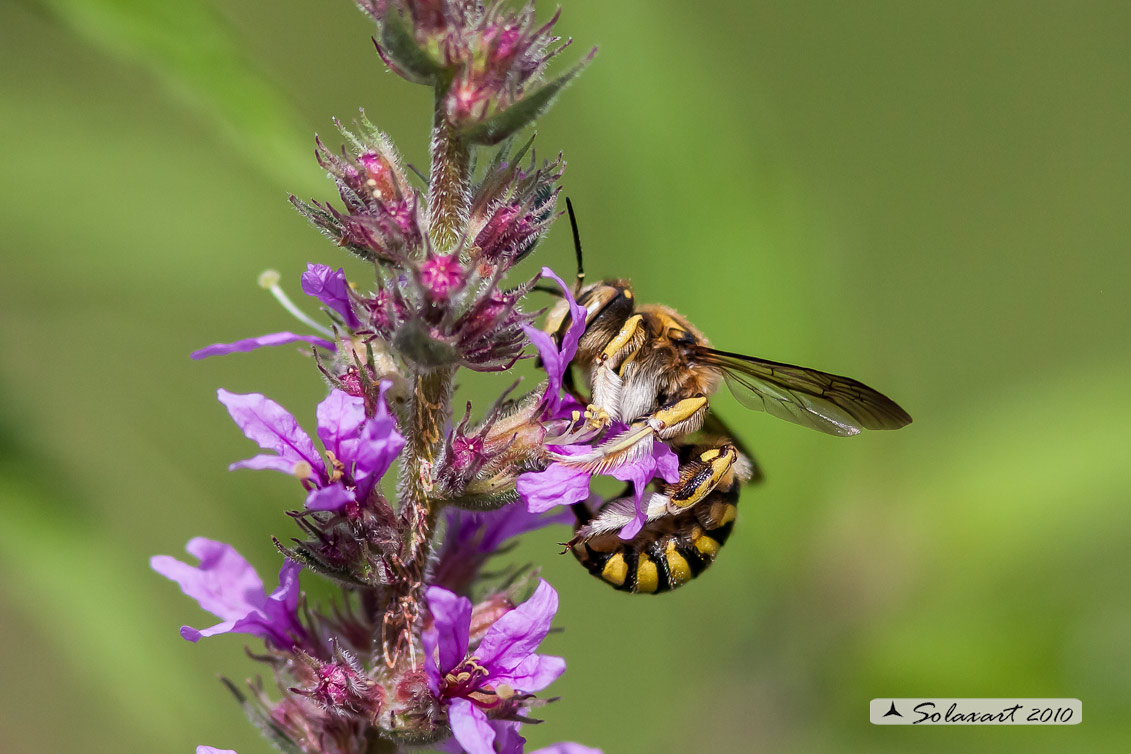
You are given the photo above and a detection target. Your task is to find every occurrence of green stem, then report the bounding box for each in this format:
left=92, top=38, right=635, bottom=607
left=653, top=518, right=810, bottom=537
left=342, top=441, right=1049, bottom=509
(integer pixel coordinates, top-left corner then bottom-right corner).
left=427, top=79, right=471, bottom=252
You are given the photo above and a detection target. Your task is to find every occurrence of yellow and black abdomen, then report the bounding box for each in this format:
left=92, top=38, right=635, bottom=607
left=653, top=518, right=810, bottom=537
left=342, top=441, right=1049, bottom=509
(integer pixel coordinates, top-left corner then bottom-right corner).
left=569, top=484, right=740, bottom=594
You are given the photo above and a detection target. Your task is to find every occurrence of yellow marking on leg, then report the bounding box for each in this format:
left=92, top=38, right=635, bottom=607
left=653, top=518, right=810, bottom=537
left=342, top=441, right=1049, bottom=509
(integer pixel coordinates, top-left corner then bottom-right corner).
left=600, top=314, right=643, bottom=361
left=635, top=555, right=659, bottom=593
left=694, top=534, right=721, bottom=559
left=601, top=553, right=628, bottom=586
left=617, top=343, right=642, bottom=376
left=707, top=502, right=738, bottom=527
left=664, top=540, right=692, bottom=586
left=653, top=396, right=708, bottom=429
left=670, top=446, right=738, bottom=509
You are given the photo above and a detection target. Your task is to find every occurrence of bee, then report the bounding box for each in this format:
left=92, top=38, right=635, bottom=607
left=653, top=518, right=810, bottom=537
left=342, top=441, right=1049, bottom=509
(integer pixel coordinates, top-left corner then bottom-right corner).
left=546, top=201, right=912, bottom=594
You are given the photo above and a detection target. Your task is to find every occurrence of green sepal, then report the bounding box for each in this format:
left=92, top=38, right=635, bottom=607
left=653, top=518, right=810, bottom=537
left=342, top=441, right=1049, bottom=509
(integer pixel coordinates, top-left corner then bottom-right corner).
left=379, top=11, right=444, bottom=83
left=445, top=486, right=519, bottom=511
left=272, top=537, right=385, bottom=589
left=393, top=318, right=459, bottom=368
left=462, top=51, right=595, bottom=146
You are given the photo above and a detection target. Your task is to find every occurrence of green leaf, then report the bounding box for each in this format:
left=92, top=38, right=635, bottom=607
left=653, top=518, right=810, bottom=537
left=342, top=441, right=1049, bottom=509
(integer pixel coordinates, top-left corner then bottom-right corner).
left=463, top=50, right=596, bottom=146
left=378, top=9, right=443, bottom=83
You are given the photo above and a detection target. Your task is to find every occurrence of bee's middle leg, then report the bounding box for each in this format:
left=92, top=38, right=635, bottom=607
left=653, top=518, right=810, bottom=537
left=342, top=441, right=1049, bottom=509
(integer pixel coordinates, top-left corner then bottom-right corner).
left=663, top=440, right=744, bottom=515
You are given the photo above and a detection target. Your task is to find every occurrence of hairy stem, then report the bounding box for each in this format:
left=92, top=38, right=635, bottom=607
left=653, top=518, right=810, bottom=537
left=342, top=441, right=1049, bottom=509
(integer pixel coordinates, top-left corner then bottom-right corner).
left=384, top=367, right=452, bottom=668
left=427, top=79, right=471, bottom=252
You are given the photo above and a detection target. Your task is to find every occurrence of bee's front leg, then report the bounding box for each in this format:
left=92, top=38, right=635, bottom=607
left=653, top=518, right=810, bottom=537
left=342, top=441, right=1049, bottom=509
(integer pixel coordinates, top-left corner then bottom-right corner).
left=549, top=394, right=710, bottom=472
left=589, top=314, right=646, bottom=422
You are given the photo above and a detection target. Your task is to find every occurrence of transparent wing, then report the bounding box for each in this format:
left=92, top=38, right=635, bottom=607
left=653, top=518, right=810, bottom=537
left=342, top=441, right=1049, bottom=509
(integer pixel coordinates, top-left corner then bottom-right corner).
left=698, top=348, right=913, bottom=437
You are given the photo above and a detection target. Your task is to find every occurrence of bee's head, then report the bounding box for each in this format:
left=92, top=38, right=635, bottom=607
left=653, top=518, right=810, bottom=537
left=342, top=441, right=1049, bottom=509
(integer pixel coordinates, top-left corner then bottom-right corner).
left=577, top=279, right=634, bottom=328
left=543, top=279, right=636, bottom=361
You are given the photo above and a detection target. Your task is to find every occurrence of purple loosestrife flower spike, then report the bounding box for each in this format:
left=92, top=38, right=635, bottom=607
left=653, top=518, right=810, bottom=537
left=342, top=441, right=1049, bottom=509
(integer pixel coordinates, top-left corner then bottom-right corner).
left=151, top=538, right=307, bottom=650
left=161, top=2, right=606, bottom=751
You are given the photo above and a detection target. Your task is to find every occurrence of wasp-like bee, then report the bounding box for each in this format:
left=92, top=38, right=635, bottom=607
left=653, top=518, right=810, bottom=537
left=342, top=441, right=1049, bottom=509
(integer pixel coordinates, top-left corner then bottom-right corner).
left=543, top=203, right=912, bottom=594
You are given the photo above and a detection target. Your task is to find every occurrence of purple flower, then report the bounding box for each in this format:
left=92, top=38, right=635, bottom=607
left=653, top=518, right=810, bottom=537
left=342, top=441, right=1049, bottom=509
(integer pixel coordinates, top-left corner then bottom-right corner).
left=191, top=331, right=335, bottom=360
left=516, top=426, right=680, bottom=540
left=197, top=748, right=237, bottom=754
left=301, top=263, right=362, bottom=329
left=219, top=382, right=404, bottom=512
left=522, top=267, right=587, bottom=417
left=433, top=504, right=573, bottom=592
left=151, top=538, right=306, bottom=650
left=423, top=581, right=565, bottom=754
left=192, top=269, right=343, bottom=360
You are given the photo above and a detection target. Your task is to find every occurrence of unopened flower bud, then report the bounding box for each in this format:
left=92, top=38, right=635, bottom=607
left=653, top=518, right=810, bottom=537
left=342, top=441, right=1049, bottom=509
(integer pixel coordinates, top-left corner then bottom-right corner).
left=418, top=253, right=465, bottom=300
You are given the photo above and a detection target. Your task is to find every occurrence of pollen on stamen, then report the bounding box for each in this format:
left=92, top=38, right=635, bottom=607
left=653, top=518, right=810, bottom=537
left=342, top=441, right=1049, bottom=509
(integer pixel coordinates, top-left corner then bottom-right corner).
left=258, top=269, right=282, bottom=289
left=293, top=461, right=314, bottom=480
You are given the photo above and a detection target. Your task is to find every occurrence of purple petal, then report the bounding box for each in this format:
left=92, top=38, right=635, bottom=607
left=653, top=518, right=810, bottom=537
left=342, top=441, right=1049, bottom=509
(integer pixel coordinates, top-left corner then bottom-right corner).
left=153, top=540, right=305, bottom=649
left=539, top=267, right=586, bottom=367
left=516, top=463, right=592, bottom=514
left=151, top=538, right=265, bottom=622
left=490, top=722, right=526, bottom=754
left=475, top=504, right=573, bottom=553
left=449, top=698, right=496, bottom=754
left=528, top=267, right=588, bottom=416
left=493, top=652, right=566, bottom=692
left=423, top=586, right=473, bottom=690
left=263, top=559, right=303, bottom=628
left=305, top=483, right=355, bottom=512
left=435, top=722, right=525, bottom=754
left=610, top=439, right=680, bottom=540
left=315, top=389, right=367, bottom=463
left=228, top=454, right=304, bottom=475
left=191, top=331, right=335, bottom=359
left=522, top=324, right=564, bottom=403
left=218, top=390, right=326, bottom=481
left=352, top=382, right=405, bottom=498
left=197, top=747, right=239, bottom=754
left=652, top=439, right=681, bottom=482
left=302, top=263, right=362, bottom=329
left=478, top=580, right=558, bottom=685
left=530, top=745, right=603, bottom=754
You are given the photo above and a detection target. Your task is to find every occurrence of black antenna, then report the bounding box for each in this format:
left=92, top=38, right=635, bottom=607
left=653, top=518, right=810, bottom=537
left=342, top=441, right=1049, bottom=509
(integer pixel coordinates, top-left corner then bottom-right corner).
left=566, top=197, right=585, bottom=295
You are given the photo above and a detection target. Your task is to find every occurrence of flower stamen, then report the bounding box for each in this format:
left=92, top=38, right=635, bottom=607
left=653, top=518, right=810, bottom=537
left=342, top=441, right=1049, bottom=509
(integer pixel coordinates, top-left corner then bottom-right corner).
left=259, top=269, right=335, bottom=339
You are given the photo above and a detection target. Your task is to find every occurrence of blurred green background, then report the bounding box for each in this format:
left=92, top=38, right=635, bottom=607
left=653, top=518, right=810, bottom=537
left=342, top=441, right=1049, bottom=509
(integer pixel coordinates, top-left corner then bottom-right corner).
left=2, top=1, right=1129, bottom=752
